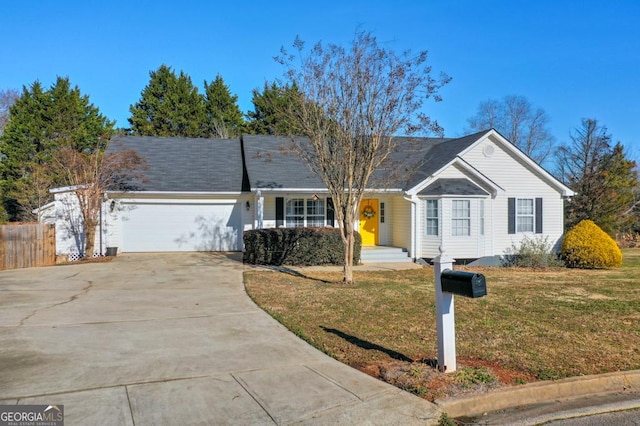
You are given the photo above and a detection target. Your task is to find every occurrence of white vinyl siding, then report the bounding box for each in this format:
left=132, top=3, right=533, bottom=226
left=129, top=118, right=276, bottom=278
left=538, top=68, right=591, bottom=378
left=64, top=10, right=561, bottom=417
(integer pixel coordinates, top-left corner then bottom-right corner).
left=461, top=136, right=567, bottom=252
left=416, top=165, right=493, bottom=258
left=260, top=198, right=275, bottom=228
left=51, top=191, right=110, bottom=256
left=451, top=200, right=471, bottom=236
left=420, top=197, right=484, bottom=258
left=391, top=196, right=411, bottom=250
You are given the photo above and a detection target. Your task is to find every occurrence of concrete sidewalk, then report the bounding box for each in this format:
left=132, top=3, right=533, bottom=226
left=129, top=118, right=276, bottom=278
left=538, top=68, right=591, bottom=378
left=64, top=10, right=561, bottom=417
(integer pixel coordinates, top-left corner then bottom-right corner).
left=0, top=253, right=440, bottom=425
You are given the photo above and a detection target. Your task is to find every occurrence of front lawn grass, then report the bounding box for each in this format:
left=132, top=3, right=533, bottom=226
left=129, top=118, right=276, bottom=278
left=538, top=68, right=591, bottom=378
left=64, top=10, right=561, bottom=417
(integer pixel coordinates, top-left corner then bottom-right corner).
left=244, top=249, right=640, bottom=394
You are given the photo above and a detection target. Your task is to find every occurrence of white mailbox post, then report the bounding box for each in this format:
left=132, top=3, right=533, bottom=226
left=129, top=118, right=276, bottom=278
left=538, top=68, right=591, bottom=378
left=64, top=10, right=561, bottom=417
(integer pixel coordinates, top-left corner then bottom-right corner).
left=432, top=247, right=487, bottom=373
left=432, top=247, right=457, bottom=373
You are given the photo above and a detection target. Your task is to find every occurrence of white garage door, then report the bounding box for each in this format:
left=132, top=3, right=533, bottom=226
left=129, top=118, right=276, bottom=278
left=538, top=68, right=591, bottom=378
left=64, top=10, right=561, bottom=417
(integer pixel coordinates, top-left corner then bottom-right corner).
left=121, top=202, right=242, bottom=252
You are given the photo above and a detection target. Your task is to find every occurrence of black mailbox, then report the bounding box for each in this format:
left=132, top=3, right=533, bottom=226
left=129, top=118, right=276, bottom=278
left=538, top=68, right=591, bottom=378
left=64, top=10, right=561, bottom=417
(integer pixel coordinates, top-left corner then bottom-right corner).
left=440, top=270, right=487, bottom=298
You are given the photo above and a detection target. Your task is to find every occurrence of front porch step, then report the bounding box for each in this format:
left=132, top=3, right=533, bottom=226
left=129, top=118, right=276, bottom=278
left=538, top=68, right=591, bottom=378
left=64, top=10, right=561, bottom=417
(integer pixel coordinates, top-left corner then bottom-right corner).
left=360, top=246, right=412, bottom=263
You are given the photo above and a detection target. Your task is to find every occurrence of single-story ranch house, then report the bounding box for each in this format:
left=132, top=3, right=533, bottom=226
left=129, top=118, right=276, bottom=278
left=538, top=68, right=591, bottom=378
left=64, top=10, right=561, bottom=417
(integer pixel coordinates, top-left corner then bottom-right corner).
left=42, top=129, right=574, bottom=263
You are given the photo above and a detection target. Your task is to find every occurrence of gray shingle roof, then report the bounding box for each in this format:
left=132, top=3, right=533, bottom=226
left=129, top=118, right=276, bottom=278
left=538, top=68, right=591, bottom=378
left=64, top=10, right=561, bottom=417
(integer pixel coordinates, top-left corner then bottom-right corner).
left=241, top=134, right=325, bottom=190
left=106, top=130, right=492, bottom=193
left=368, top=136, right=448, bottom=189
left=418, top=178, right=490, bottom=196
left=402, top=130, right=492, bottom=189
left=107, top=136, right=247, bottom=192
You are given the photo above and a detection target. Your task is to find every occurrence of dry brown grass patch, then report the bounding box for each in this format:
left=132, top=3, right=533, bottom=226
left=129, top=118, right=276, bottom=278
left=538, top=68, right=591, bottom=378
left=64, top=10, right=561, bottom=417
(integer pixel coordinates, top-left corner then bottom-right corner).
left=244, top=249, right=640, bottom=400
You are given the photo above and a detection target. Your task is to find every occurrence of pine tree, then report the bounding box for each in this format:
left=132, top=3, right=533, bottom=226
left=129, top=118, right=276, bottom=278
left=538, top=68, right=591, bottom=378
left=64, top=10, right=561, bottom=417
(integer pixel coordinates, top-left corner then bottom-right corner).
left=0, top=77, right=114, bottom=221
left=558, top=118, right=639, bottom=235
left=203, top=75, right=245, bottom=138
left=246, top=82, right=302, bottom=135
left=599, top=143, right=639, bottom=233
left=128, top=65, right=205, bottom=137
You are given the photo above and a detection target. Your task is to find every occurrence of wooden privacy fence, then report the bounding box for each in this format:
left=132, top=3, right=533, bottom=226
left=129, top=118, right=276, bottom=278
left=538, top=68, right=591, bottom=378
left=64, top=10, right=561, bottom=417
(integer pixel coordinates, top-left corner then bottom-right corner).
left=0, top=224, right=56, bottom=270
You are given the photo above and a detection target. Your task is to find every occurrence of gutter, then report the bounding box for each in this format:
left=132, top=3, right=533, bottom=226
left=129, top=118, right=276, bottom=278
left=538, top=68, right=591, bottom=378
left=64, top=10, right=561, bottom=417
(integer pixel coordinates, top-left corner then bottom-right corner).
left=107, top=191, right=246, bottom=196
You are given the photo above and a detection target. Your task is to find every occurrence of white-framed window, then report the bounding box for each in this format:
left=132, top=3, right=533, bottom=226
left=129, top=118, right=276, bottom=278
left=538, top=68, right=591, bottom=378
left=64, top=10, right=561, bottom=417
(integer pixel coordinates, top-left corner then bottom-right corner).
left=306, top=198, right=325, bottom=227
left=426, top=199, right=439, bottom=236
left=451, top=200, right=471, bottom=236
left=286, top=198, right=325, bottom=228
left=285, top=199, right=305, bottom=227
left=517, top=198, right=534, bottom=233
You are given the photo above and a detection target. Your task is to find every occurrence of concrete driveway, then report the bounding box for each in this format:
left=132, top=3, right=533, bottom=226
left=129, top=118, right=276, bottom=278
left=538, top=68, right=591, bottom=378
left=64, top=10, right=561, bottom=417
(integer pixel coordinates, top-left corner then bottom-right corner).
left=0, top=253, right=439, bottom=425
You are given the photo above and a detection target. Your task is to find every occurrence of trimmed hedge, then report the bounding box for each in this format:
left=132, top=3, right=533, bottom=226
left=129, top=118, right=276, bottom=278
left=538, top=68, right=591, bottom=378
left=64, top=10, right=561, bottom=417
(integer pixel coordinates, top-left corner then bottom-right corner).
left=561, top=220, right=623, bottom=269
left=243, top=228, right=361, bottom=266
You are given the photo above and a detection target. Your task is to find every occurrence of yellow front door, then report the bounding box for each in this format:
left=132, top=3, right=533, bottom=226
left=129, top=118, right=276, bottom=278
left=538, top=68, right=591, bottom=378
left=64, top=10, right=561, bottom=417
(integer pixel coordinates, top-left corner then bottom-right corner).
left=359, top=199, right=379, bottom=246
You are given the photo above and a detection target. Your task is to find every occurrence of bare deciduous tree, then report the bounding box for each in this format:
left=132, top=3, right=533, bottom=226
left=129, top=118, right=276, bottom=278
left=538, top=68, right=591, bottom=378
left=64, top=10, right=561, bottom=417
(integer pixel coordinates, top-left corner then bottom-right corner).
left=276, top=31, right=450, bottom=283
left=15, top=162, right=54, bottom=222
left=467, top=95, right=555, bottom=164
left=210, top=119, right=230, bottom=139
left=0, top=88, right=19, bottom=135
left=52, top=144, right=145, bottom=256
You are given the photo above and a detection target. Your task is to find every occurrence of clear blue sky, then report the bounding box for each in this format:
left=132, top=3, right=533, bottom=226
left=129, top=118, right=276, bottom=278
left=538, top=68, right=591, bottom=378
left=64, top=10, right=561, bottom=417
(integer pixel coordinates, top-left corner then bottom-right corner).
left=2, top=0, right=639, bottom=159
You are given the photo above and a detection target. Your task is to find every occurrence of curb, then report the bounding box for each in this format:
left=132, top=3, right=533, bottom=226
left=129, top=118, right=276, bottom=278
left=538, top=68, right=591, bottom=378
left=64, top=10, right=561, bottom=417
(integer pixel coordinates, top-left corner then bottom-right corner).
left=435, top=369, right=640, bottom=418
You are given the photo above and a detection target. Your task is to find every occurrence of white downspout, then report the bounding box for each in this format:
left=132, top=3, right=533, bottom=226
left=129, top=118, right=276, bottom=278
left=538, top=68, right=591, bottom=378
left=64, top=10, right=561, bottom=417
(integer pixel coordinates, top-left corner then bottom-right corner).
left=490, top=196, right=495, bottom=256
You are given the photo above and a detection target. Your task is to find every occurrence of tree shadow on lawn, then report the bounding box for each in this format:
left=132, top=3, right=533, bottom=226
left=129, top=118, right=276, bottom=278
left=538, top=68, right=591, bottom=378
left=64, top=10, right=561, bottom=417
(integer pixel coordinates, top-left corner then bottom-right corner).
left=255, top=265, right=334, bottom=283
left=320, top=326, right=414, bottom=362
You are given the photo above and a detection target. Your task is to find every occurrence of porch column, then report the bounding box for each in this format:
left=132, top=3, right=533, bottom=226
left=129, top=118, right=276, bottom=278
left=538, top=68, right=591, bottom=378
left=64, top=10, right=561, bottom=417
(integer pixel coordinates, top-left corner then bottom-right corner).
left=404, top=194, right=420, bottom=260
left=256, top=190, right=264, bottom=229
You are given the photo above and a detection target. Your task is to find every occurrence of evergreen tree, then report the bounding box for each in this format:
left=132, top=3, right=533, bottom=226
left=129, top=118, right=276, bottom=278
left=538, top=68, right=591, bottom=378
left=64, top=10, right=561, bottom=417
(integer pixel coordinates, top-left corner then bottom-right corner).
left=0, top=77, right=114, bottom=221
left=203, top=75, right=245, bottom=138
left=557, top=118, right=638, bottom=235
left=246, top=82, right=302, bottom=135
left=599, top=143, right=639, bottom=233
left=128, top=65, right=205, bottom=137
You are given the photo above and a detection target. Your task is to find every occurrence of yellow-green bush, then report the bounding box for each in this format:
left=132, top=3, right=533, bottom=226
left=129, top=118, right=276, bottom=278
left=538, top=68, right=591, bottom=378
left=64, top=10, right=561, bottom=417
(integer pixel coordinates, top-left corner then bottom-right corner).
left=561, top=220, right=622, bottom=268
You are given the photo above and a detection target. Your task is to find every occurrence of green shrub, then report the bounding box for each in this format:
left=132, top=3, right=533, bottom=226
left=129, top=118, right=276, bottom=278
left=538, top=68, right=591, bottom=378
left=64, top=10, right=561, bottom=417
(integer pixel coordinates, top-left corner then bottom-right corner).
left=437, top=413, right=457, bottom=426
left=561, top=220, right=623, bottom=269
left=502, top=235, right=564, bottom=268
left=243, top=227, right=361, bottom=266
left=452, top=366, right=497, bottom=388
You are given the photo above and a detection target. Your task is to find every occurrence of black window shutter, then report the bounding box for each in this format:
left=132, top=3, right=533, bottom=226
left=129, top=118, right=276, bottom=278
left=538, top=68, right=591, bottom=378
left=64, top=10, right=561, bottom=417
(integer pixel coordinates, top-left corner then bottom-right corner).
left=535, top=198, right=543, bottom=234
left=327, top=197, right=335, bottom=227
left=508, top=198, right=516, bottom=234
left=276, top=197, right=284, bottom=228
